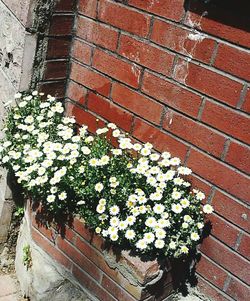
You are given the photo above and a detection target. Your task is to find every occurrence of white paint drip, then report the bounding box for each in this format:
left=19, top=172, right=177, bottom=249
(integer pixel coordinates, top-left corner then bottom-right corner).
left=188, top=31, right=205, bottom=41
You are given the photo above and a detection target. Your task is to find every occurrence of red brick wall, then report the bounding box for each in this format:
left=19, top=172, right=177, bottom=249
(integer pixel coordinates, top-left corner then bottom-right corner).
left=41, top=0, right=250, bottom=300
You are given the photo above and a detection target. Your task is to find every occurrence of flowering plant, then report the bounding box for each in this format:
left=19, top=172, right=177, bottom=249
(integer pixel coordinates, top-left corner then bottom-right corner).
left=0, top=92, right=213, bottom=259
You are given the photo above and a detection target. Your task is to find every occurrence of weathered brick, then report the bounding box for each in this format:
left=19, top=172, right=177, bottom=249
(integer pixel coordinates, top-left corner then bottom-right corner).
left=88, top=92, right=133, bottom=132
left=70, top=62, right=111, bottom=97
left=189, top=174, right=212, bottom=197
left=129, top=0, right=184, bottom=22
left=151, top=19, right=215, bottom=64
left=225, top=277, right=250, bottom=301
left=162, top=110, right=226, bottom=158
left=39, top=81, right=66, bottom=98
left=187, top=149, right=250, bottom=203
left=118, top=34, right=175, bottom=76
left=132, top=118, right=188, bottom=160
left=46, top=37, right=71, bottom=59
left=200, top=236, right=250, bottom=285
left=174, top=59, right=243, bottom=107
left=66, top=81, right=87, bottom=105
left=201, top=100, right=250, bottom=145
left=43, top=60, right=68, bottom=80
left=196, top=256, right=227, bottom=289
left=78, top=0, right=97, bottom=18
left=49, top=15, right=74, bottom=36
left=142, top=71, right=202, bottom=118
left=112, top=83, right=163, bottom=125
left=54, top=0, right=75, bottom=12
left=238, top=233, right=250, bottom=260
left=241, top=87, right=250, bottom=113
left=57, top=236, right=102, bottom=281
left=66, top=102, right=105, bottom=132
left=211, top=191, right=249, bottom=233
left=185, top=0, right=250, bottom=48
left=225, top=142, right=250, bottom=174
left=31, top=227, right=72, bottom=270
left=198, top=277, right=232, bottom=301
left=208, top=214, right=240, bottom=248
left=101, top=275, right=137, bottom=301
left=72, top=39, right=92, bottom=65
left=92, top=49, right=141, bottom=88
left=72, top=265, right=116, bottom=301
left=98, top=0, right=150, bottom=37
left=214, top=44, right=250, bottom=81
left=77, top=16, right=119, bottom=51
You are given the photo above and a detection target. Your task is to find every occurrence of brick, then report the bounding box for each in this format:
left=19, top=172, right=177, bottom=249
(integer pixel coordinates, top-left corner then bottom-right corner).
left=66, top=102, right=105, bottom=132
left=72, top=39, right=92, bottom=65
left=112, top=83, right=163, bottom=125
left=118, top=34, right=175, bottom=76
left=187, top=149, right=250, bottom=203
left=208, top=214, right=240, bottom=248
left=174, top=59, right=243, bottom=107
left=43, top=60, right=68, bottom=80
left=162, top=110, right=226, bottom=157
left=98, top=0, right=150, bottom=37
left=57, top=236, right=102, bottom=281
left=73, top=218, right=93, bottom=241
left=196, top=256, right=227, bottom=289
left=46, top=37, right=71, bottom=59
left=54, top=0, right=75, bottom=12
left=214, top=44, right=250, bottom=81
left=211, top=191, right=249, bottom=233
left=39, top=81, right=66, bottom=98
left=70, top=62, right=111, bottom=97
left=238, top=233, right=250, bottom=260
left=129, top=0, right=184, bottom=22
left=226, top=277, right=250, bottom=301
left=67, top=80, right=87, bottom=105
left=77, top=16, right=119, bottom=51
left=75, top=236, right=118, bottom=281
left=88, top=92, right=133, bottom=132
left=188, top=174, right=212, bottom=197
left=225, top=142, right=250, bottom=174
left=49, top=15, right=74, bottom=36
left=78, top=0, right=97, bottom=18
left=151, top=19, right=215, bottom=64
left=92, top=49, right=141, bottom=88
left=201, top=100, right=250, bottom=145
left=132, top=118, right=188, bottom=161
left=185, top=0, right=250, bottom=48
left=118, top=251, right=161, bottom=286
left=101, top=275, right=137, bottom=301
left=198, top=277, right=232, bottom=301
left=241, top=87, right=250, bottom=113
left=31, top=227, right=72, bottom=270
left=200, top=236, right=250, bottom=285
left=32, top=216, right=56, bottom=242
left=142, top=71, right=202, bottom=118
left=73, top=265, right=116, bottom=301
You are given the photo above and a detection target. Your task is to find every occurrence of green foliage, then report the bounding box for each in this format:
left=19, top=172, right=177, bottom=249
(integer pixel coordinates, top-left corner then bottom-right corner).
left=23, top=244, right=32, bottom=270
left=0, top=91, right=213, bottom=260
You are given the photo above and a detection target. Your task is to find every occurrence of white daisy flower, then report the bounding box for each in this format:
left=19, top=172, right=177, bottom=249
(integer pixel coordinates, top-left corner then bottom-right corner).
left=203, top=204, right=214, bottom=214
left=95, top=182, right=104, bottom=192
left=155, top=239, right=165, bottom=249
left=109, top=205, right=120, bottom=215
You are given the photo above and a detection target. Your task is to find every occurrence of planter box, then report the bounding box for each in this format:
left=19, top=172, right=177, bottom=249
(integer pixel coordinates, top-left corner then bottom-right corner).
left=29, top=204, right=174, bottom=301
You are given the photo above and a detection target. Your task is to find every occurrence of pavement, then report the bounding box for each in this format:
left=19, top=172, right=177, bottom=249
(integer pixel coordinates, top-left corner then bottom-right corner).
left=0, top=274, right=20, bottom=301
